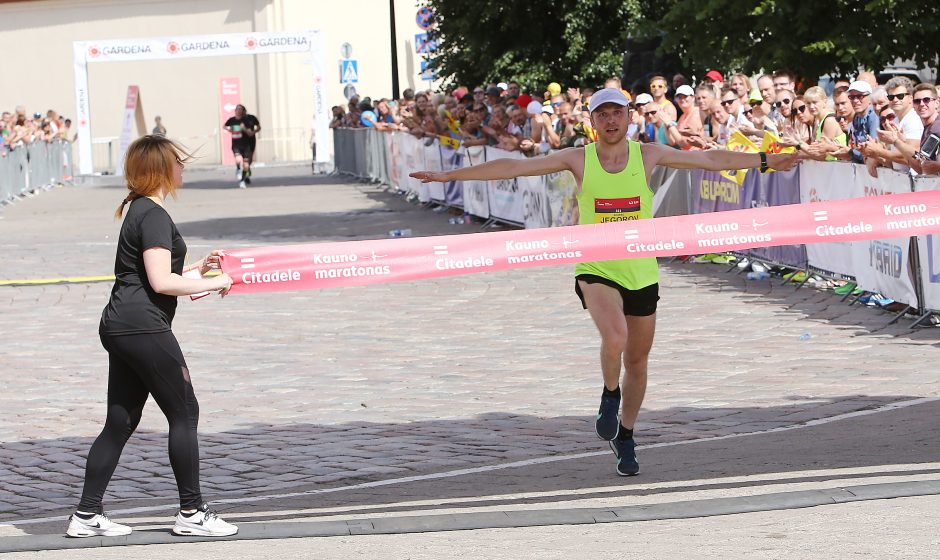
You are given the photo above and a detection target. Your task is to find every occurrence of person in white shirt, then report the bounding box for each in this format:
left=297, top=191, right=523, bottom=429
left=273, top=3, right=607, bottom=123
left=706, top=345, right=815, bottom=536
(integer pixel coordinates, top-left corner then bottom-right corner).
left=860, top=76, right=924, bottom=175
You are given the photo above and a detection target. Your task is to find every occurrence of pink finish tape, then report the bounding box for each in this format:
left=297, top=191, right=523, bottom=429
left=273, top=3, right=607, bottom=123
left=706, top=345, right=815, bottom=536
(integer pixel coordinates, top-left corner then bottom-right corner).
left=219, top=191, right=940, bottom=295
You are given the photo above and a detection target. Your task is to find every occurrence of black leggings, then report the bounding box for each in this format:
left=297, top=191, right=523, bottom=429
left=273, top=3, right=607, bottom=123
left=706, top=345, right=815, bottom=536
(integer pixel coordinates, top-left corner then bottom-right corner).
left=78, top=329, right=202, bottom=513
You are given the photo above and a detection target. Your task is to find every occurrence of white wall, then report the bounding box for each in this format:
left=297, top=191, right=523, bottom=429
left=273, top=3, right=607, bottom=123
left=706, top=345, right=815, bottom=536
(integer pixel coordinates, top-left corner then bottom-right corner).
left=0, top=0, right=437, bottom=169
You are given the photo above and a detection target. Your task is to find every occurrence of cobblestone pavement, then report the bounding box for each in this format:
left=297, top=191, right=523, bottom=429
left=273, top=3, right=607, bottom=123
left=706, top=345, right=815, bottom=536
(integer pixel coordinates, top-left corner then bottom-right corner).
left=1, top=165, right=938, bottom=531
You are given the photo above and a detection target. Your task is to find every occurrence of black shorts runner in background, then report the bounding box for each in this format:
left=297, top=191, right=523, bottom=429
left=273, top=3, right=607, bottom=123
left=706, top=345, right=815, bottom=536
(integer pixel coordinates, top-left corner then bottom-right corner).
left=575, top=275, right=659, bottom=317
left=232, top=143, right=255, bottom=159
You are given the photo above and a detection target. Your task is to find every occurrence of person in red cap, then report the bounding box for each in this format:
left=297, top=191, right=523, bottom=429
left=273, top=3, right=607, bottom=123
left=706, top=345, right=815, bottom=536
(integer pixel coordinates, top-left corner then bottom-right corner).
left=410, top=87, right=800, bottom=478
left=704, top=70, right=724, bottom=85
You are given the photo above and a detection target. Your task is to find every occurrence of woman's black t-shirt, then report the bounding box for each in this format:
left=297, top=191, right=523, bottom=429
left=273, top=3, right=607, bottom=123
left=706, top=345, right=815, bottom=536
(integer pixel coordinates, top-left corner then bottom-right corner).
left=100, top=197, right=187, bottom=334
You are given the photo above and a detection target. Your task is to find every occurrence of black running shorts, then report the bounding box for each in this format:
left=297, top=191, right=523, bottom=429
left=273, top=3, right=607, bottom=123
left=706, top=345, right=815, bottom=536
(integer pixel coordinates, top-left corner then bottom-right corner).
left=575, top=275, right=659, bottom=317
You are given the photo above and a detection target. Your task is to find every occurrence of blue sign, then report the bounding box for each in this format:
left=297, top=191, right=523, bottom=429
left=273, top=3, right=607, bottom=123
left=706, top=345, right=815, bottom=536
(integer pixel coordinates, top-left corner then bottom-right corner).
left=415, top=33, right=438, bottom=54
left=419, top=60, right=436, bottom=81
left=340, top=59, right=359, bottom=84
left=416, top=7, right=433, bottom=30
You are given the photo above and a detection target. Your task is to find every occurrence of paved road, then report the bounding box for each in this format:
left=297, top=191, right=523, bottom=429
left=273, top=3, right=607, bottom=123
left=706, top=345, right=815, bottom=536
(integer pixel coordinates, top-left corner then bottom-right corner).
left=0, top=165, right=938, bottom=556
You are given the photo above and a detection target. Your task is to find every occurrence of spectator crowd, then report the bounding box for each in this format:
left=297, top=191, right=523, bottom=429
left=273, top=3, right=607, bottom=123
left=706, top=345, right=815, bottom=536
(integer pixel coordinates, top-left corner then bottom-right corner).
left=332, top=68, right=940, bottom=176
left=0, top=106, right=74, bottom=150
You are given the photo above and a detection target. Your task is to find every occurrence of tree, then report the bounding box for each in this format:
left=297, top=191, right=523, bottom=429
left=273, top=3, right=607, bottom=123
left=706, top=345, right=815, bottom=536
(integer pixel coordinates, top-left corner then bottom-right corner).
left=652, top=0, right=940, bottom=83
left=424, top=0, right=644, bottom=93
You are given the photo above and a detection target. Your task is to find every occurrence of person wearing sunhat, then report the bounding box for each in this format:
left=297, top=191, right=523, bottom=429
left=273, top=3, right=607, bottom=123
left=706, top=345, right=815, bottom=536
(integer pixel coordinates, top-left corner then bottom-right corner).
left=410, top=88, right=800, bottom=478
left=843, top=80, right=879, bottom=163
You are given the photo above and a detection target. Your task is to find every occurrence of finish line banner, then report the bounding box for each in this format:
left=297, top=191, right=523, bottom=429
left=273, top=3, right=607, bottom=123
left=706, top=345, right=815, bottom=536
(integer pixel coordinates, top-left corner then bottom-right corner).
left=218, top=191, right=940, bottom=295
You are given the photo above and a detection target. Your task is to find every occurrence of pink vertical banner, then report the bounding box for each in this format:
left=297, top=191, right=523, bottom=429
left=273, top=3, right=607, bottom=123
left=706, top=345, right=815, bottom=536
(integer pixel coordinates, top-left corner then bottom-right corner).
left=219, top=77, right=241, bottom=166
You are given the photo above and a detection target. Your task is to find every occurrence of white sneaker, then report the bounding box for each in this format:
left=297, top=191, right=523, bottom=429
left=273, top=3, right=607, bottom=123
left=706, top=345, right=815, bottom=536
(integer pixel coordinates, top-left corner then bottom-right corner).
left=173, top=504, right=238, bottom=537
left=238, top=180, right=247, bottom=189
left=65, top=512, right=132, bottom=538
left=235, top=167, right=242, bottom=179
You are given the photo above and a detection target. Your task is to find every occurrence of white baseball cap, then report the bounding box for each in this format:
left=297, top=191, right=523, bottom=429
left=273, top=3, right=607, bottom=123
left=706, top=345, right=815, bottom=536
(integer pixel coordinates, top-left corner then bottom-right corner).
left=497, top=82, right=508, bottom=91
left=526, top=101, right=543, bottom=116
left=675, top=85, right=695, bottom=97
left=589, top=87, right=631, bottom=113
left=634, top=93, right=654, bottom=106
left=848, top=81, right=873, bottom=95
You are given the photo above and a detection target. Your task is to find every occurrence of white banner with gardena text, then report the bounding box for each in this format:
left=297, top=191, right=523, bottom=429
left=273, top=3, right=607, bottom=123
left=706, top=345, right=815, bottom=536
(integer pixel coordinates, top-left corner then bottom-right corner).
left=73, top=30, right=328, bottom=175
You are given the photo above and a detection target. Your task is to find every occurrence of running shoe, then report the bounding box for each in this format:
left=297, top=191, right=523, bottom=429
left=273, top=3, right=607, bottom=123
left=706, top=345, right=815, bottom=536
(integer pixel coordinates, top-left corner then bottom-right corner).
left=172, top=503, right=238, bottom=537
left=238, top=180, right=247, bottom=189
left=609, top=437, right=640, bottom=476
left=710, top=254, right=735, bottom=265
left=235, top=166, right=242, bottom=180
left=782, top=271, right=807, bottom=282
left=691, top=253, right=720, bottom=263
left=595, top=390, right=620, bottom=441
left=65, top=512, right=132, bottom=538
left=833, top=282, right=857, bottom=296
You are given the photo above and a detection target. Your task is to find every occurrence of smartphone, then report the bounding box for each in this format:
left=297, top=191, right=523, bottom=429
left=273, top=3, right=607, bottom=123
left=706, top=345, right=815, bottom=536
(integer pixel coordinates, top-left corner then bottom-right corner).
left=919, top=133, right=940, bottom=160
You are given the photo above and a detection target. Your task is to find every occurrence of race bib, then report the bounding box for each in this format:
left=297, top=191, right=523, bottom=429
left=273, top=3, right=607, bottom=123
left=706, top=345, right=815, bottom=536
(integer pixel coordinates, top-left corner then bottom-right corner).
left=594, top=197, right=641, bottom=222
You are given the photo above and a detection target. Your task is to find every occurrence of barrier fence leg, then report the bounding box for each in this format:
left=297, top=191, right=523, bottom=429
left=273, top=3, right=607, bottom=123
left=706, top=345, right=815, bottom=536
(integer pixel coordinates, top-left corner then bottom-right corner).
left=885, top=305, right=913, bottom=326
left=840, top=283, right=859, bottom=302
left=909, top=311, right=935, bottom=329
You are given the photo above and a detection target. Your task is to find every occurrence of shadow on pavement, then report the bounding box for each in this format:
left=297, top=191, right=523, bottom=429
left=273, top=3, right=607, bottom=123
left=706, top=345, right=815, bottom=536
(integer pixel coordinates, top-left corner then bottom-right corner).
left=4, top=396, right=937, bottom=534
left=664, top=261, right=940, bottom=344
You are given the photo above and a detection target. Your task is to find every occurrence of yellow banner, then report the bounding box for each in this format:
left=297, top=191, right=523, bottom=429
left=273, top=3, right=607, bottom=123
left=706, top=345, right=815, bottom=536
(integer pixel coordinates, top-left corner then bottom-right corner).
left=438, top=135, right=461, bottom=150
left=721, top=130, right=757, bottom=184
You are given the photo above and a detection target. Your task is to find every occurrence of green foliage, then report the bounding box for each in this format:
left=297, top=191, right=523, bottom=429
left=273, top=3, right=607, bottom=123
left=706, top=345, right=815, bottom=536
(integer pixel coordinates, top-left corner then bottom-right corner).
left=654, top=0, right=939, bottom=81
left=423, top=0, right=642, bottom=92
left=423, top=0, right=938, bottom=93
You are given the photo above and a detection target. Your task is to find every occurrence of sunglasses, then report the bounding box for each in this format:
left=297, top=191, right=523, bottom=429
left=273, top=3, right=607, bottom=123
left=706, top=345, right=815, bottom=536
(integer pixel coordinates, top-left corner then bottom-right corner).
left=742, top=108, right=753, bottom=115
left=646, top=110, right=658, bottom=116
left=913, top=97, right=936, bottom=105
left=793, top=105, right=807, bottom=113
left=650, top=84, right=666, bottom=89
left=881, top=113, right=896, bottom=122
left=886, top=93, right=908, bottom=101
left=848, top=93, right=869, bottom=101
left=774, top=98, right=792, bottom=107
left=720, top=100, right=736, bottom=107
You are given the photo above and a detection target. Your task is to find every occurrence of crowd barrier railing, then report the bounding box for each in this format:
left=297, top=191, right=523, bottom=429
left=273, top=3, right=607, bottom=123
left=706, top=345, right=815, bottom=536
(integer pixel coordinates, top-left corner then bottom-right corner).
left=332, top=127, right=939, bottom=325
left=0, top=139, right=73, bottom=204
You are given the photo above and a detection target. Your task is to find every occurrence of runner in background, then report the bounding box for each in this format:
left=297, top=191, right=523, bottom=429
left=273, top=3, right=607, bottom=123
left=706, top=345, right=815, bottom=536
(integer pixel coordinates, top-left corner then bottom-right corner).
left=224, top=104, right=261, bottom=188
left=410, top=88, right=800, bottom=477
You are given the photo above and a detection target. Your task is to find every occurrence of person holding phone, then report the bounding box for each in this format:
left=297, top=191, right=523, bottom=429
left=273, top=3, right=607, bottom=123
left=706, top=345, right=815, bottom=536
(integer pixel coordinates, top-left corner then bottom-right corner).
left=887, top=83, right=940, bottom=175
left=66, top=135, right=238, bottom=538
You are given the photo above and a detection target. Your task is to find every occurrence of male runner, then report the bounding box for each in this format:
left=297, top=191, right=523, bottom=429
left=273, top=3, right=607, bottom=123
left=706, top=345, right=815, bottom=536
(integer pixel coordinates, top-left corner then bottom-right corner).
left=224, top=104, right=261, bottom=188
left=410, top=88, right=799, bottom=476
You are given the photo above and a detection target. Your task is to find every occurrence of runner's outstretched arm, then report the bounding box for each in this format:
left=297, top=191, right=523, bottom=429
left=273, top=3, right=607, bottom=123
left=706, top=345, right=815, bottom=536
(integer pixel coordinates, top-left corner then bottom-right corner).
left=642, top=142, right=801, bottom=172
left=410, top=148, right=578, bottom=183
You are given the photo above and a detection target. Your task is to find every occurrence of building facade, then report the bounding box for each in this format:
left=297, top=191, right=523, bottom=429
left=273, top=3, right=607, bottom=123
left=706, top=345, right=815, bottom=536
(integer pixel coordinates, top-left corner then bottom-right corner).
left=0, top=0, right=437, bottom=171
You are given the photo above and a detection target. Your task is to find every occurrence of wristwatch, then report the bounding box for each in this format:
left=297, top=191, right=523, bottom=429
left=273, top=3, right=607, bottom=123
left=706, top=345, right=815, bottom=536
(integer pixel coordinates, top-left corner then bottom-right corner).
left=759, top=151, right=769, bottom=173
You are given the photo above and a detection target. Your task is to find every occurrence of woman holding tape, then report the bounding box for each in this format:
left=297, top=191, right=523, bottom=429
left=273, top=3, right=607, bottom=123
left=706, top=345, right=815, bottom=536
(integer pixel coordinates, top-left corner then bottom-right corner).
left=412, top=88, right=800, bottom=477
left=67, top=135, right=238, bottom=538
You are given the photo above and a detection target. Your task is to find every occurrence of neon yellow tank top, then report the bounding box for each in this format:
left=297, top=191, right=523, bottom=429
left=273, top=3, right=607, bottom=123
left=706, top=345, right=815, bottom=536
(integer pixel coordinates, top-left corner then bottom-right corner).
left=574, top=141, right=659, bottom=289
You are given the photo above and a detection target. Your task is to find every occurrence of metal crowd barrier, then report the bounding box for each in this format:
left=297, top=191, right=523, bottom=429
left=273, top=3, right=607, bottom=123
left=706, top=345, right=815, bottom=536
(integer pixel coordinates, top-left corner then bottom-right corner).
left=333, top=128, right=390, bottom=184
left=0, top=140, right=72, bottom=204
